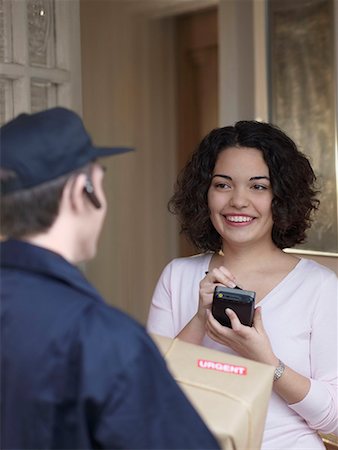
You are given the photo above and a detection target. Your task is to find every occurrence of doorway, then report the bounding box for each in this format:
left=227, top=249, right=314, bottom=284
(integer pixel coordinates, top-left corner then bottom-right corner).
left=175, top=7, right=219, bottom=256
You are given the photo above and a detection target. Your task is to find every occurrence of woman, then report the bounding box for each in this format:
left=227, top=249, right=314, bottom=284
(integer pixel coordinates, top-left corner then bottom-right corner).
left=147, top=121, right=338, bottom=449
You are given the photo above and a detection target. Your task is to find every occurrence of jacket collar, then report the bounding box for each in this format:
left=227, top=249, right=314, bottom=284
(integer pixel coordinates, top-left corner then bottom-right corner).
left=0, top=239, right=103, bottom=302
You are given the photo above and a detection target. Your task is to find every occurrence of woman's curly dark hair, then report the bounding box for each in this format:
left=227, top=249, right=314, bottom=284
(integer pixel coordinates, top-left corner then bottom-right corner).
left=169, top=120, right=320, bottom=252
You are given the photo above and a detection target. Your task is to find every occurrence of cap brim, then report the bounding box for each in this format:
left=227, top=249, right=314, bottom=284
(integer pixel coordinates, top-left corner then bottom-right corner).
left=96, top=146, right=134, bottom=157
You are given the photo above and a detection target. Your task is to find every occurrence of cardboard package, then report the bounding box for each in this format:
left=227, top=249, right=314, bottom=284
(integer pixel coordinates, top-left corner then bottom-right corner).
left=152, top=334, right=274, bottom=450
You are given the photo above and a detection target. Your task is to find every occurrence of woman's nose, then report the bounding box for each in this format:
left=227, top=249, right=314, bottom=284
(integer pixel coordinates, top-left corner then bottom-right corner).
left=229, top=188, right=249, bottom=208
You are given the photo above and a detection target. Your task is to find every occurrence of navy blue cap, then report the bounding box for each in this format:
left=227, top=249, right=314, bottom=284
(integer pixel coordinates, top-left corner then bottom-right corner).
left=0, top=107, right=133, bottom=194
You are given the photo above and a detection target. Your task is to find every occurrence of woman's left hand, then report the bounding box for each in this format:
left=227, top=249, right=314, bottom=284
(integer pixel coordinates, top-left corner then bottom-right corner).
left=205, top=306, right=278, bottom=366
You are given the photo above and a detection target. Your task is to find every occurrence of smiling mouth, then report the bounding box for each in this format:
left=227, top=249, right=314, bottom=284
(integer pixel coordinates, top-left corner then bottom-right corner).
left=225, top=215, right=254, bottom=223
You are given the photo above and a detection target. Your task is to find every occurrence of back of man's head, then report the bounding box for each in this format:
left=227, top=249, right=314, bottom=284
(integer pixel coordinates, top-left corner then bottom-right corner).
left=0, top=107, right=131, bottom=238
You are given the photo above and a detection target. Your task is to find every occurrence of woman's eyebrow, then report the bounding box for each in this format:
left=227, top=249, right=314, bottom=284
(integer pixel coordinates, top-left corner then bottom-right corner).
left=250, top=176, right=270, bottom=181
left=212, top=174, right=270, bottom=181
left=212, top=174, right=232, bottom=180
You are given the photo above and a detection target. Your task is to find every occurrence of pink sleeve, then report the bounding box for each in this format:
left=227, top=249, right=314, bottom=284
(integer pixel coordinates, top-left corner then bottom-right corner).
left=289, top=272, right=338, bottom=434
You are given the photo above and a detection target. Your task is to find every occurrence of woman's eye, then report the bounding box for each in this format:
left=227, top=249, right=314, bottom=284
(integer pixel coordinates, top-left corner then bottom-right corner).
left=215, top=183, right=230, bottom=189
left=252, top=184, right=268, bottom=190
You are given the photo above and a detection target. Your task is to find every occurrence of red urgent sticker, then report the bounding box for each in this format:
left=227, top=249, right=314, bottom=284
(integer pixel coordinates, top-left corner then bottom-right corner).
left=197, top=359, right=247, bottom=375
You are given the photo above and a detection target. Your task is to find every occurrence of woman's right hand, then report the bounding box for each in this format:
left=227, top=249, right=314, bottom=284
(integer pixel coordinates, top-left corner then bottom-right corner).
left=178, top=265, right=237, bottom=345
left=197, top=266, right=237, bottom=322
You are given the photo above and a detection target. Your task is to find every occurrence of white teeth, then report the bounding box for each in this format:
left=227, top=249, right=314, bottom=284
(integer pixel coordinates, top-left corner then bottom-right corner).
left=226, top=216, right=253, bottom=223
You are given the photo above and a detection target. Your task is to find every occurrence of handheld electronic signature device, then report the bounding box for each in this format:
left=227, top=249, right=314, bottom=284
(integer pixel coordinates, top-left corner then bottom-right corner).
left=211, top=285, right=256, bottom=328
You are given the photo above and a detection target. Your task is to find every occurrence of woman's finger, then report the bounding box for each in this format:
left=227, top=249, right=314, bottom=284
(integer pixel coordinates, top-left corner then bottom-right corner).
left=205, top=267, right=237, bottom=288
left=225, top=308, right=242, bottom=331
left=253, top=306, right=263, bottom=330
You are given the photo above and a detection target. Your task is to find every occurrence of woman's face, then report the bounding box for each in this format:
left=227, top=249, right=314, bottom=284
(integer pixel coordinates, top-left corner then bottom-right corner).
left=208, top=146, right=274, bottom=249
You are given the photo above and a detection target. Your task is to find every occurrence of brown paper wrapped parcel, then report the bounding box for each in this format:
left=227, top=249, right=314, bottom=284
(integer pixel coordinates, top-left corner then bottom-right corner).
left=152, top=334, right=274, bottom=450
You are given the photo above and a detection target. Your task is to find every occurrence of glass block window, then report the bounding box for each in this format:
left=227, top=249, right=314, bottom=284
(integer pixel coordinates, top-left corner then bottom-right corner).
left=0, top=76, right=11, bottom=123
left=31, top=78, right=56, bottom=113
left=0, top=0, right=6, bottom=62
left=28, top=0, right=55, bottom=67
left=0, top=0, right=81, bottom=124
left=0, top=0, right=12, bottom=63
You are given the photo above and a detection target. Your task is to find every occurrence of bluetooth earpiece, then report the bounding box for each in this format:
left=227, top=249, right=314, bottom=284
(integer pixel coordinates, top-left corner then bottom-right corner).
left=83, top=178, right=102, bottom=209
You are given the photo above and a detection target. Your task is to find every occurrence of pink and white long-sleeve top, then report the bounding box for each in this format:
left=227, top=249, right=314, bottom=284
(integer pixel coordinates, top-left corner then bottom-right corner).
left=147, top=254, right=338, bottom=450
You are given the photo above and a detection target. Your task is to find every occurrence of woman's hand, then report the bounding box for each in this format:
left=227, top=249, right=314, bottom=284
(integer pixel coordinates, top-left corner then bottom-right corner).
left=206, top=307, right=312, bottom=404
left=205, top=306, right=278, bottom=366
left=197, top=266, right=237, bottom=322
left=177, top=266, right=238, bottom=345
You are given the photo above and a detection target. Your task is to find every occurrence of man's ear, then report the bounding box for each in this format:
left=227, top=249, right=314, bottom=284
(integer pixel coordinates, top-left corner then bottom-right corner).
left=61, top=173, right=87, bottom=213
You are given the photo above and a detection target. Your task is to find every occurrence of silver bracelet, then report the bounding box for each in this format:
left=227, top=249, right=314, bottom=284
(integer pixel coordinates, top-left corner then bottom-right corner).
left=273, top=359, right=285, bottom=381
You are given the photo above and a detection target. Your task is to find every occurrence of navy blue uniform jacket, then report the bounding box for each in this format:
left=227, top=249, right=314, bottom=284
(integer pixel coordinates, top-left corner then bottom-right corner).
left=1, top=239, right=220, bottom=450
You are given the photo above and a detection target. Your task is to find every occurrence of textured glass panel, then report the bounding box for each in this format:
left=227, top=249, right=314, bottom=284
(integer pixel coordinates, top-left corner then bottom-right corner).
left=268, top=0, right=337, bottom=255
left=28, top=0, right=55, bottom=67
left=0, top=77, right=12, bottom=124
left=0, top=0, right=12, bottom=63
left=30, top=79, right=51, bottom=113
left=0, top=0, right=4, bottom=61
left=0, top=78, right=6, bottom=123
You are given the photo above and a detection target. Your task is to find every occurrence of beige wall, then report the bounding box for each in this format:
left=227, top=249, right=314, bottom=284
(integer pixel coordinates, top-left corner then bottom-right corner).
left=80, top=0, right=337, bottom=326
left=292, top=254, right=338, bottom=273
left=80, top=0, right=179, bottom=324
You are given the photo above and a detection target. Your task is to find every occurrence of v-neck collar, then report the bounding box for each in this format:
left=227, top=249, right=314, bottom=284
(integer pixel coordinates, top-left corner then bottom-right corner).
left=201, top=251, right=305, bottom=305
